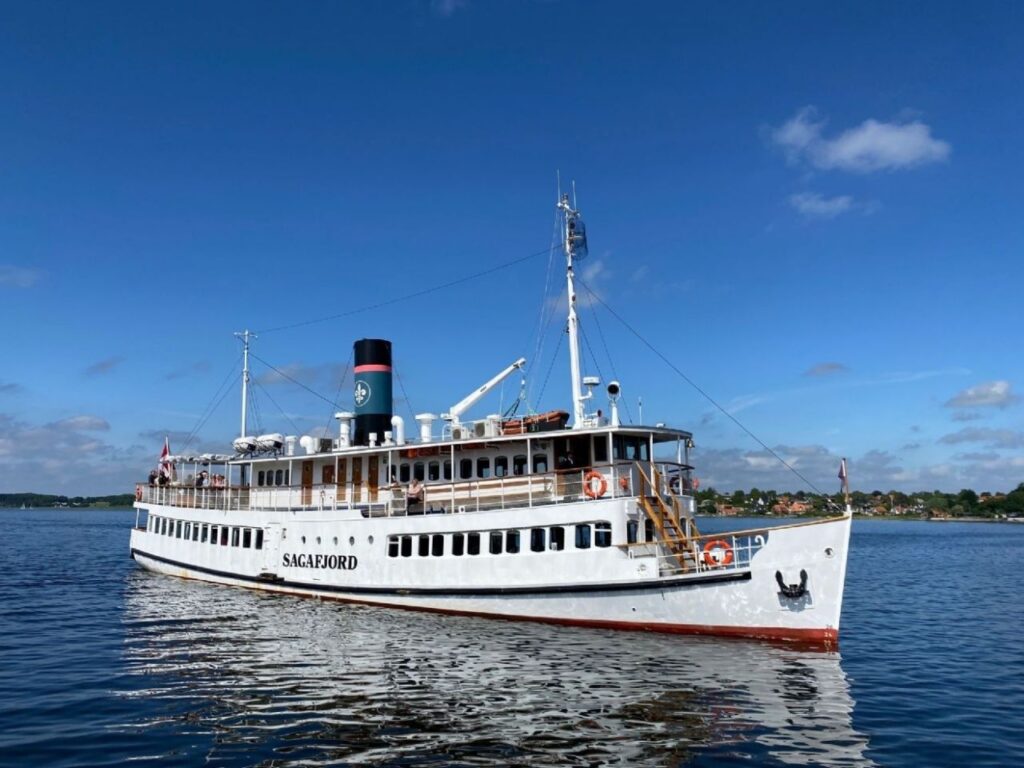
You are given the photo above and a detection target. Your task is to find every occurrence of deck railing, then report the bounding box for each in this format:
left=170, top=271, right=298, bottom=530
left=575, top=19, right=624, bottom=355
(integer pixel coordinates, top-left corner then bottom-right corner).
left=135, top=460, right=696, bottom=517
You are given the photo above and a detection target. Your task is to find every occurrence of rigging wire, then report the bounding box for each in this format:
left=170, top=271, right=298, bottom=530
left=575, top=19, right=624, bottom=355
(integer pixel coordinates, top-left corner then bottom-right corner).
left=250, top=353, right=342, bottom=409
left=393, top=364, right=417, bottom=425
left=534, top=328, right=565, bottom=407
left=320, top=351, right=353, bottom=440
left=576, top=277, right=830, bottom=497
left=254, top=380, right=302, bottom=435
left=179, top=354, right=244, bottom=451
left=588, top=300, right=634, bottom=423
left=255, top=246, right=554, bottom=335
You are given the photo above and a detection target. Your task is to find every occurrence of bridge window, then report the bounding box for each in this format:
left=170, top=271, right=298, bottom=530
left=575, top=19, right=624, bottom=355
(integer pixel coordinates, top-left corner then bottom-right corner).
left=431, top=534, right=444, bottom=557
left=549, top=526, right=565, bottom=551
left=400, top=535, right=412, bottom=558
left=495, top=456, right=508, bottom=477
left=575, top=524, right=591, bottom=549
left=506, top=530, right=520, bottom=554
left=513, top=455, right=527, bottom=476
left=489, top=531, right=503, bottom=555
left=595, top=522, right=612, bottom=548
left=452, top=532, right=465, bottom=556
left=533, top=454, right=548, bottom=473
left=467, top=532, right=481, bottom=556
left=530, top=528, right=546, bottom=552
left=477, top=458, right=491, bottom=478
left=418, top=534, right=430, bottom=557
left=428, top=461, right=440, bottom=481
left=594, top=437, right=608, bottom=463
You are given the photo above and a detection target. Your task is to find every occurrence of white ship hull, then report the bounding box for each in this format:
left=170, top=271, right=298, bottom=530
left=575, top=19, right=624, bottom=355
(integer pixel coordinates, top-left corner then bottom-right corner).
left=129, top=498, right=851, bottom=647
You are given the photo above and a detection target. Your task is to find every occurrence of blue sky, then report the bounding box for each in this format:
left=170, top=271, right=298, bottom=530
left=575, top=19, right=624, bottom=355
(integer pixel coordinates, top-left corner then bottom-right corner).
left=1, top=0, right=1022, bottom=495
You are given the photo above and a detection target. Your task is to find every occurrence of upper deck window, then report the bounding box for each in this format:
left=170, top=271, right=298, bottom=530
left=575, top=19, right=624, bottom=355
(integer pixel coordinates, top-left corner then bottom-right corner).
left=513, top=455, right=527, bottom=476
left=530, top=528, right=546, bottom=552
left=452, top=532, right=465, bottom=556
left=413, top=462, right=425, bottom=481
left=460, top=459, right=473, bottom=480
left=575, top=524, right=592, bottom=550
left=532, top=454, right=548, bottom=473
left=489, top=531, right=503, bottom=555
left=275, top=469, right=284, bottom=486
left=494, top=456, right=508, bottom=478
left=443, top=460, right=452, bottom=480
left=428, top=461, right=440, bottom=481
left=400, top=463, right=411, bottom=483
left=614, top=436, right=649, bottom=461
left=257, top=470, right=265, bottom=486
left=477, top=458, right=491, bottom=479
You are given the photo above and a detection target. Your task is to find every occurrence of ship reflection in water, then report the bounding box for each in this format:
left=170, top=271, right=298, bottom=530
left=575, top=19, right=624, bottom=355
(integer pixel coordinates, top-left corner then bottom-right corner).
left=122, top=571, right=873, bottom=766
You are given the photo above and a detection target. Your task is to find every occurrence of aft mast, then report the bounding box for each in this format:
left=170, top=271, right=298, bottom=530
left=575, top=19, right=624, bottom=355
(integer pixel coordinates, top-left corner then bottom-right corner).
left=558, top=192, right=588, bottom=429
left=235, top=329, right=256, bottom=437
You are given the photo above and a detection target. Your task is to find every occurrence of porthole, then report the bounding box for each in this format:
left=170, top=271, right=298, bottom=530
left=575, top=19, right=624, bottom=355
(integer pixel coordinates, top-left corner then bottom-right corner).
left=368, top=535, right=374, bottom=545
left=333, top=536, right=339, bottom=545
left=301, top=535, right=306, bottom=544
left=316, top=536, right=322, bottom=545
left=825, top=547, right=834, bottom=558
left=349, top=536, right=355, bottom=546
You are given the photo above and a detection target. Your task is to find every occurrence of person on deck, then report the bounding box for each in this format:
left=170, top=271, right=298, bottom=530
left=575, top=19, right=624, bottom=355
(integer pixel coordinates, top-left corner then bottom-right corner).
left=408, top=477, right=424, bottom=512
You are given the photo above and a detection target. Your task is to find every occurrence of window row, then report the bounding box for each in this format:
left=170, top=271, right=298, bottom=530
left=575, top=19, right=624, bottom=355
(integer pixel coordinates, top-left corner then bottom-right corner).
left=387, top=522, right=611, bottom=559
left=256, top=469, right=291, bottom=487
left=148, top=515, right=264, bottom=550
left=397, top=454, right=550, bottom=483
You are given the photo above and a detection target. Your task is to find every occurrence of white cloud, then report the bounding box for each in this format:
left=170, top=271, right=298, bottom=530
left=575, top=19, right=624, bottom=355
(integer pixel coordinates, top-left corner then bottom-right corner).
left=54, top=415, right=110, bottom=431
left=84, top=357, right=124, bottom=376
left=938, top=427, right=1024, bottom=449
left=772, top=106, right=950, bottom=173
left=945, top=380, right=1019, bottom=410
left=789, top=192, right=854, bottom=219
left=0, top=265, right=41, bottom=288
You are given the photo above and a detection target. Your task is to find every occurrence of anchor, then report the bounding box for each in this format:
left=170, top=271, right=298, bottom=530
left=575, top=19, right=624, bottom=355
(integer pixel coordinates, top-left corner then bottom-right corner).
left=775, top=569, right=808, bottom=599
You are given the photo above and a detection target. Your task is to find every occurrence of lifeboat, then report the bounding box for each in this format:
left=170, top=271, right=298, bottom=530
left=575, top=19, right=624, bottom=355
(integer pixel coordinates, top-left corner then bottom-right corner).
left=255, top=433, right=285, bottom=452
left=501, top=410, right=570, bottom=435
left=232, top=436, right=257, bottom=454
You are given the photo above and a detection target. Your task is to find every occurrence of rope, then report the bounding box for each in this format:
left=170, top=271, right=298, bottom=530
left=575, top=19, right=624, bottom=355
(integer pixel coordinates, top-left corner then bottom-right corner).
left=576, top=278, right=830, bottom=497
left=588, top=300, right=634, bottom=423
left=255, top=246, right=553, bottom=335
left=180, top=355, right=243, bottom=451
left=321, top=350, right=353, bottom=440
left=393, top=363, right=417, bottom=425
left=250, top=353, right=341, bottom=409
left=535, top=328, right=565, bottom=407
left=254, top=381, right=302, bottom=435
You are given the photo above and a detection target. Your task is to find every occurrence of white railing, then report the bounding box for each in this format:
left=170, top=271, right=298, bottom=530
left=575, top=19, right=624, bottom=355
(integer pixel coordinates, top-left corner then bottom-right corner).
left=629, top=528, right=769, bottom=576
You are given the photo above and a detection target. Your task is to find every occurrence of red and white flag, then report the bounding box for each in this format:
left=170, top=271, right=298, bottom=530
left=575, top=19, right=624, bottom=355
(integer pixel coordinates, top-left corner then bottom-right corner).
left=837, top=458, right=847, bottom=482
left=160, top=437, right=172, bottom=479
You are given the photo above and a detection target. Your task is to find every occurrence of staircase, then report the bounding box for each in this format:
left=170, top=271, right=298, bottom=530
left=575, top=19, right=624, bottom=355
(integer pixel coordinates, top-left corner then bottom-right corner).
left=634, top=463, right=701, bottom=573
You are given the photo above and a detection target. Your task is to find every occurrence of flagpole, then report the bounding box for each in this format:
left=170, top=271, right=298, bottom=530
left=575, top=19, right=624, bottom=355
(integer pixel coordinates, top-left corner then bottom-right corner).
left=842, top=457, right=850, bottom=509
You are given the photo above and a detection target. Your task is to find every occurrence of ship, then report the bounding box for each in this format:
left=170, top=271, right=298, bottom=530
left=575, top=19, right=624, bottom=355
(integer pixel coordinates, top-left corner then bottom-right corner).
left=129, top=194, right=852, bottom=647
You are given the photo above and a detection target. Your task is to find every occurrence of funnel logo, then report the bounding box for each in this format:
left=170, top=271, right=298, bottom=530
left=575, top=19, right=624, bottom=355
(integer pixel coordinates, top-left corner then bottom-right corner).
left=354, top=380, right=371, bottom=407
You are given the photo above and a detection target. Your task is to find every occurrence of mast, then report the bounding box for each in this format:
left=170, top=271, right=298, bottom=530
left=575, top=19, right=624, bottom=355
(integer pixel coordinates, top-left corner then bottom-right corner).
left=558, top=193, right=587, bottom=429
left=234, top=329, right=256, bottom=437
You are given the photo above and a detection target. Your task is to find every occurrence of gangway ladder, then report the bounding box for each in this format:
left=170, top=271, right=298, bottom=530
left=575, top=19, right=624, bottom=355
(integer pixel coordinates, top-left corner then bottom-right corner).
left=635, top=463, right=701, bottom=573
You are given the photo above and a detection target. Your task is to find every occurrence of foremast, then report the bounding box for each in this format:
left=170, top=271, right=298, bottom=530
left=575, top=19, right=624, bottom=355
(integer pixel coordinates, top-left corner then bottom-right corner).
left=558, top=193, right=588, bottom=429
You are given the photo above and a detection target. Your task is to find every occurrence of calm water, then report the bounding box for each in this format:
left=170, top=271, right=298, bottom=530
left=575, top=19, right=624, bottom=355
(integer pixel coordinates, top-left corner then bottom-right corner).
left=0, top=510, right=1022, bottom=767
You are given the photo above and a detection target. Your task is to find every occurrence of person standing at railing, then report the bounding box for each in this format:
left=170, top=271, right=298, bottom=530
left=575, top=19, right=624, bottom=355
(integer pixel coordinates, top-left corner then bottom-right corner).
left=408, top=477, right=424, bottom=513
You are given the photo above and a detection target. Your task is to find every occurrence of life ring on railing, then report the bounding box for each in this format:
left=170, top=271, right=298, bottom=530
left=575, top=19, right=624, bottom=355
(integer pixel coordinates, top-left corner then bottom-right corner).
left=583, top=470, right=608, bottom=499
left=135, top=486, right=143, bottom=502
left=703, top=539, right=734, bottom=567
left=692, top=477, right=700, bottom=490
left=618, top=476, right=630, bottom=493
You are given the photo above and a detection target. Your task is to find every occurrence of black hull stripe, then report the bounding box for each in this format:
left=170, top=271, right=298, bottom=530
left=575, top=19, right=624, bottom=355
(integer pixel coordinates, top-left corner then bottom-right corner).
left=131, top=548, right=751, bottom=597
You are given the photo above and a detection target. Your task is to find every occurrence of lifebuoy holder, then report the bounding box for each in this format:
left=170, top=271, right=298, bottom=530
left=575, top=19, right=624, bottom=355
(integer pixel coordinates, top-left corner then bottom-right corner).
left=702, top=539, right=734, bottom=567
left=583, top=470, right=608, bottom=499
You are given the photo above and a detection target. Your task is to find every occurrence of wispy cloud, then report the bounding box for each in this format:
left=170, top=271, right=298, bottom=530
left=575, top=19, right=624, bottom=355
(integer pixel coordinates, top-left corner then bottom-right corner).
left=0, top=380, right=22, bottom=394
left=788, top=192, right=854, bottom=219
left=951, top=411, right=982, bottom=422
left=0, top=265, right=42, bottom=288
left=431, top=0, right=467, bottom=16
left=945, top=380, right=1018, bottom=410
left=772, top=106, right=950, bottom=173
left=53, top=415, right=110, bottom=431
left=939, top=427, right=1024, bottom=449
left=804, top=362, right=849, bottom=377
left=84, top=357, right=124, bottom=376
left=165, top=360, right=212, bottom=381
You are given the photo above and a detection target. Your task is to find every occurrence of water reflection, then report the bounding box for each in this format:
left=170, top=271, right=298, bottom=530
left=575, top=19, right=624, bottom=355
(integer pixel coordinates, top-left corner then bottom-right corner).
left=121, top=571, right=873, bottom=766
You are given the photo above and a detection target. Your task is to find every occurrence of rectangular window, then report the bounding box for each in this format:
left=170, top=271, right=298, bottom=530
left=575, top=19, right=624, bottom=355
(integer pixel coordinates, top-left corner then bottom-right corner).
left=489, top=531, right=503, bottom=555
left=201, top=524, right=209, bottom=543
left=275, top=469, right=284, bottom=486
left=255, top=529, right=264, bottom=549
left=414, top=461, right=425, bottom=481
left=418, top=534, right=430, bottom=557
left=477, top=458, right=491, bottom=478
left=594, top=437, right=608, bottom=463
left=284, top=469, right=290, bottom=485
left=401, top=535, right=412, bottom=558
left=431, top=534, right=444, bottom=557
left=231, top=527, right=240, bottom=547
left=258, top=470, right=265, bottom=486
left=428, top=461, right=440, bottom=481
left=443, top=460, right=452, bottom=480
left=575, top=524, right=592, bottom=549
left=400, top=463, right=411, bottom=482
left=530, top=528, right=546, bottom=552
left=505, top=530, right=520, bottom=554
left=243, top=529, right=252, bottom=548
left=210, top=525, right=218, bottom=544
left=467, top=532, right=480, bottom=556
left=627, top=520, right=638, bottom=544
left=460, top=459, right=473, bottom=479
left=452, top=532, right=465, bottom=556
left=175, top=520, right=183, bottom=539
left=550, top=526, right=565, bottom=551
left=184, top=522, right=192, bottom=540
left=192, top=524, right=200, bottom=542
left=513, top=455, right=527, bottom=476
left=533, top=454, right=548, bottom=473
left=163, top=518, right=169, bottom=536
left=595, top=522, right=612, bottom=548
left=494, top=456, right=508, bottom=477
left=388, top=536, right=399, bottom=558
left=220, top=527, right=229, bottom=546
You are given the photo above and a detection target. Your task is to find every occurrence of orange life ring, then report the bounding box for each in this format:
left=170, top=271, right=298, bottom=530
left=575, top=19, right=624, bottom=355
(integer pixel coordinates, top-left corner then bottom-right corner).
left=703, top=539, right=734, bottom=567
left=583, top=470, right=607, bottom=499
left=692, top=477, right=700, bottom=490
left=135, top=486, right=143, bottom=502
left=618, top=476, right=630, bottom=492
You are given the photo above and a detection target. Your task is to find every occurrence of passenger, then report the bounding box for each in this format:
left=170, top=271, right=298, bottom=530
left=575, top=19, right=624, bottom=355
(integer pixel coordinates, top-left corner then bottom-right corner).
left=148, top=470, right=158, bottom=486
left=408, top=477, right=424, bottom=512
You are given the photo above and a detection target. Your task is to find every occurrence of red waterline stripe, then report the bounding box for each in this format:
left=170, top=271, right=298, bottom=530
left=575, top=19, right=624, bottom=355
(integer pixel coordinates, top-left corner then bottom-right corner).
left=354, top=364, right=392, bottom=373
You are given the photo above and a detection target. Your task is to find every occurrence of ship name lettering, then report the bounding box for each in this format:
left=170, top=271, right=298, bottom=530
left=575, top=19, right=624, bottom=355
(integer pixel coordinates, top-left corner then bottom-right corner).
left=282, top=553, right=358, bottom=570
